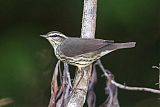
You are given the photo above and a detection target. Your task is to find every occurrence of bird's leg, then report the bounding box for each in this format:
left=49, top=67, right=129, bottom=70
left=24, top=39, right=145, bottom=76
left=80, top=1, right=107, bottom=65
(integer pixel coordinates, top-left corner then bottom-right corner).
left=74, top=67, right=84, bottom=89
left=69, top=67, right=84, bottom=97
left=71, top=67, right=84, bottom=91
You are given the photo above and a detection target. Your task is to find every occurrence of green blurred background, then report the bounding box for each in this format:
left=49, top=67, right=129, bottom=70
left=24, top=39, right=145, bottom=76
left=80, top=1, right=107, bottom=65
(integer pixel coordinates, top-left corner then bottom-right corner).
left=0, top=0, right=160, bottom=107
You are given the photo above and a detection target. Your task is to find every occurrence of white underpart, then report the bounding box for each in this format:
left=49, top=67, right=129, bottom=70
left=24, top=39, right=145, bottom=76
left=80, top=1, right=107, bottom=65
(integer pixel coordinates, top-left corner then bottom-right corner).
left=100, top=50, right=113, bottom=56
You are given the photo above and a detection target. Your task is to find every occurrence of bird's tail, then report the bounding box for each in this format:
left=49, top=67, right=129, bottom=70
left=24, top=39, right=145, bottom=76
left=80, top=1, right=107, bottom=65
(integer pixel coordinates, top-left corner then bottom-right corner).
left=100, top=42, right=136, bottom=56
left=114, top=42, right=136, bottom=49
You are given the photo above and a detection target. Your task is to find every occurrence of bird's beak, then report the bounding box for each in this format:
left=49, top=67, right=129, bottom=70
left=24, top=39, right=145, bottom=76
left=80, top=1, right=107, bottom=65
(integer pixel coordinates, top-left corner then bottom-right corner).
left=40, top=35, right=47, bottom=38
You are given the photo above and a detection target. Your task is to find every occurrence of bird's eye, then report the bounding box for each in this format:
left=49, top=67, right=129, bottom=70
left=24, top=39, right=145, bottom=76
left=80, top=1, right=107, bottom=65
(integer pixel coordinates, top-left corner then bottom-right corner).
left=53, top=34, right=58, bottom=37
left=50, top=34, right=58, bottom=37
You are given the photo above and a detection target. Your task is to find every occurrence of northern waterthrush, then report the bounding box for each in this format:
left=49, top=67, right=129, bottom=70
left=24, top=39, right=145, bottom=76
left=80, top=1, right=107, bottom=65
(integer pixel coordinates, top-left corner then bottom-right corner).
left=40, top=31, right=136, bottom=69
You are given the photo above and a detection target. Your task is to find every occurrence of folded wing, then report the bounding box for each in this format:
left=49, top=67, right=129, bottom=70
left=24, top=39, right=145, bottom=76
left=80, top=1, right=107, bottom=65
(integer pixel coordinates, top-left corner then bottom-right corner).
left=60, top=38, right=114, bottom=57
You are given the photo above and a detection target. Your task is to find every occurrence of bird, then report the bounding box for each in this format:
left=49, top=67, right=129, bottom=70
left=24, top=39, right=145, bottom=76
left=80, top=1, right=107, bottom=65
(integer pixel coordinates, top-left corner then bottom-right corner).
left=40, top=31, right=136, bottom=69
left=40, top=31, right=135, bottom=88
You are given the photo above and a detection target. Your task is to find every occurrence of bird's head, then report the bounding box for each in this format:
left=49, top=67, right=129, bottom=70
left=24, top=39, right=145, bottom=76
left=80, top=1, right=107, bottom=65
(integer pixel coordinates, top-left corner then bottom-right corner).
left=40, top=31, right=67, bottom=47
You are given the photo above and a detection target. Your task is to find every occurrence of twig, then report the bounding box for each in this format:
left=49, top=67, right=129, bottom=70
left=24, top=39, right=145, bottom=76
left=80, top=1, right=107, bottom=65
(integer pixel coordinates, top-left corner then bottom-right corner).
left=111, top=80, right=160, bottom=94
left=152, top=63, right=160, bottom=89
left=96, top=60, right=160, bottom=94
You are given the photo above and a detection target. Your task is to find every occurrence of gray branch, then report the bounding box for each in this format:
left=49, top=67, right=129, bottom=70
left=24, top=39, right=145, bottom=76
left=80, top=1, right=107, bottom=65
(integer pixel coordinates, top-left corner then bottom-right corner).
left=66, top=0, right=97, bottom=107
left=81, top=0, right=97, bottom=38
left=96, top=60, right=160, bottom=94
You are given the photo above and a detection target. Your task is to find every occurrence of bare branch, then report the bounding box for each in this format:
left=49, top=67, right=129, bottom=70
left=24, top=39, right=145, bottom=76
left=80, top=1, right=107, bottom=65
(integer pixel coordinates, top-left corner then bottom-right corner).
left=81, top=0, right=97, bottom=38
left=111, top=80, right=160, bottom=94
left=152, top=63, right=160, bottom=89
left=66, top=66, right=92, bottom=107
left=66, top=0, right=97, bottom=107
left=96, top=60, right=160, bottom=94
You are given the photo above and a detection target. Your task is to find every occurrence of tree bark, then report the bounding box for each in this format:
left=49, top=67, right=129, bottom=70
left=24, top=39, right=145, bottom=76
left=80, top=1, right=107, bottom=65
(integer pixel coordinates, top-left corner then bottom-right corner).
left=65, top=0, right=97, bottom=107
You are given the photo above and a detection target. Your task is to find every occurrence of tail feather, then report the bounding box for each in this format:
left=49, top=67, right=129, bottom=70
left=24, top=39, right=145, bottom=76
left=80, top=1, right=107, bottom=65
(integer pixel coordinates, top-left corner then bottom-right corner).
left=98, top=42, right=136, bottom=56
left=114, top=42, right=136, bottom=49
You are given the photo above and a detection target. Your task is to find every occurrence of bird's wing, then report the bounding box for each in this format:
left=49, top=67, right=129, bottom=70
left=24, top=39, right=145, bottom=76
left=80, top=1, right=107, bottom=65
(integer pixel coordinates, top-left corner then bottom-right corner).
left=59, top=38, right=114, bottom=57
